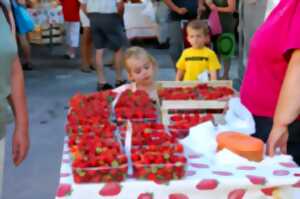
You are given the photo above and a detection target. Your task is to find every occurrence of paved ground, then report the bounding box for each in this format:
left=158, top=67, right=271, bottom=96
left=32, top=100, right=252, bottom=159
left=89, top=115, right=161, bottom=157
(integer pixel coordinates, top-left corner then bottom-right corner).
left=2, top=43, right=240, bottom=199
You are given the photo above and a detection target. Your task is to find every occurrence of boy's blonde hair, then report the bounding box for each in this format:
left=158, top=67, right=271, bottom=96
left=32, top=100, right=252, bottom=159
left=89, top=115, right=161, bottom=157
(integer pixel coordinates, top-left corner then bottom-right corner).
left=124, top=47, right=157, bottom=73
left=187, top=19, right=209, bottom=36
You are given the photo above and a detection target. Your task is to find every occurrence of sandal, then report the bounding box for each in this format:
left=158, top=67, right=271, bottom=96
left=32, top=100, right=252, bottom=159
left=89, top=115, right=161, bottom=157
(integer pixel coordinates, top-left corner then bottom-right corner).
left=115, top=80, right=127, bottom=87
left=97, top=83, right=113, bottom=91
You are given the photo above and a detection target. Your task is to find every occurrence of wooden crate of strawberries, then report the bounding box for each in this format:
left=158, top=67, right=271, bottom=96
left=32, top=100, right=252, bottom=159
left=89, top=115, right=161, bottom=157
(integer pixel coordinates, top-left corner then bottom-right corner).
left=156, top=80, right=233, bottom=125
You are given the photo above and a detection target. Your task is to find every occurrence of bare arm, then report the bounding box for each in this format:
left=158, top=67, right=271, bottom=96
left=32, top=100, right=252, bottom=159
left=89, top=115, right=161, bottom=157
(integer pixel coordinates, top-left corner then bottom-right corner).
left=207, top=0, right=236, bottom=13
left=209, top=71, right=217, bottom=80
left=163, top=0, right=188, bottom=15
left=176, top=69, right=184, bottom=81
left=267, top=49, right=300, bottom=156
left=7, top=56, right=30, bottom=166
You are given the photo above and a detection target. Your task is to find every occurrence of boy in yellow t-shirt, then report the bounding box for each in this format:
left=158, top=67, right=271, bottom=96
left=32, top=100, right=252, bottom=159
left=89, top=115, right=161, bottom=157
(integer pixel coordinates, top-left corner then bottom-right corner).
left=176, top=20, right=221, bottom=81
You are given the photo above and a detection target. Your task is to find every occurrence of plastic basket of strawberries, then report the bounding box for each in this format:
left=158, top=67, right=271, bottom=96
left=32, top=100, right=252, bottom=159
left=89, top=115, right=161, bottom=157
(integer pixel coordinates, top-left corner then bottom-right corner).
left=131, top=145, right=187, bottom=181
left=168, top=113, right=214, bottom=139
left=71, top=138, right=128, bottom=183
left=114, top=90, right=158, bottom=123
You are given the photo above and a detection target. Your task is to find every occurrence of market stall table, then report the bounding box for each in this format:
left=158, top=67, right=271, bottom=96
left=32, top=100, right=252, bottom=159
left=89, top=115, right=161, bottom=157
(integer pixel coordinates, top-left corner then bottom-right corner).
left=55, top=138, right=300, bottom=199
left=123, top=2, right=159, bottom=40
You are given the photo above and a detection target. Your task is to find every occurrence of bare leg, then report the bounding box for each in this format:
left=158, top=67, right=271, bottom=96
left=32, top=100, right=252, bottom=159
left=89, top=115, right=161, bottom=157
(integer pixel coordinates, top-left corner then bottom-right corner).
left=18, top=34, right=31, bottom=64
left=95, top=49, right=106, bottom=84
left=114, top=48, right=123, bottom=82
left=222, top=58, right=231, bottom=80
left=80, top=27, right=93, bottom=68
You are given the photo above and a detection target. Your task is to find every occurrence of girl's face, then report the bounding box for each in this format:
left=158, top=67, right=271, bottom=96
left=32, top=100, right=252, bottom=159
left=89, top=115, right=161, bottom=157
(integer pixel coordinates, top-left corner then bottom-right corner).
left=126, top=56, right=155, bottom=86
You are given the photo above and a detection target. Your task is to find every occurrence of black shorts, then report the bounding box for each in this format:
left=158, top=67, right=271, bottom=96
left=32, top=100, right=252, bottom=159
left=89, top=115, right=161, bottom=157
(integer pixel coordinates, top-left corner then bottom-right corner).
left=253, top=115, right=300, bottom=165
left=88, top=13, right=127, bottom=51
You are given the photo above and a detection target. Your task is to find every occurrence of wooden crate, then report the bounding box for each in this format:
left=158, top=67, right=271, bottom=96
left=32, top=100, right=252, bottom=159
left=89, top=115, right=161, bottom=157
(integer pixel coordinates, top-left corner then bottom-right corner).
left=156, top=80, right=233, bottom=125
left=28, top=24, right=64, bottom=44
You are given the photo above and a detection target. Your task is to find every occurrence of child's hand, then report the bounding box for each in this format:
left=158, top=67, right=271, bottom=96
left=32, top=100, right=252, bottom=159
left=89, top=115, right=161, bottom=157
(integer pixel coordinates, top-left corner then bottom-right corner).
left=176, top=7, right=188, bottom=15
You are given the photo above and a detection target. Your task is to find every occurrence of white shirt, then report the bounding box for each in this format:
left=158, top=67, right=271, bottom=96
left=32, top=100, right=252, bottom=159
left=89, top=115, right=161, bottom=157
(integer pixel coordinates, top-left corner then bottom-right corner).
left=85, top=0, right=120, bottom=14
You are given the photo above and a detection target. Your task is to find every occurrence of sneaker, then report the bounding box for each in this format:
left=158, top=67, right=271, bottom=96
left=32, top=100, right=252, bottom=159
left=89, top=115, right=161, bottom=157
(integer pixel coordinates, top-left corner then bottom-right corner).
left=155, top=38, right=170, bottom=49
left=80, top=66, right=92, bottom=73
left=115, top=80, right=127, bottom=87
left=22, top=63, right=33, bottom=71
left=90, top=65, right=96, bottom=70
left=97, top=83, right=113, bottom=91
left=64, top=54, right=75, bottom=59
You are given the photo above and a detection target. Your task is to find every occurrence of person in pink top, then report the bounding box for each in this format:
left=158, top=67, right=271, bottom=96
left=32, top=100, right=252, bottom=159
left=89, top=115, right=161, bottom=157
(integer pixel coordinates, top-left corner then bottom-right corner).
left=240, top=0, right=300, bottom=164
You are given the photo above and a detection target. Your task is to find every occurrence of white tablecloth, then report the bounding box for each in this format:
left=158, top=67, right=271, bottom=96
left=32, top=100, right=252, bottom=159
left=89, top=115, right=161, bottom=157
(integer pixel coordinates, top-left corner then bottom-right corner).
left=124, top=3, right=159, bottom=40
left=55, top=138, right=300, bottom=199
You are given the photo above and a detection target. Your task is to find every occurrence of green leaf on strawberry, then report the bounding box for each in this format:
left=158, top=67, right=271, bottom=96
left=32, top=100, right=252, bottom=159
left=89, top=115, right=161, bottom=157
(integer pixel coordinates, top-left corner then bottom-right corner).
left=96, top=147, right=102, bottom=154
left=151, top=167, right=158, bottom=173
left=111, top=160, right=119, bottom=168
left=76, top=169, right=86, bottom=177
left=163, top=153, right=170, bottom=160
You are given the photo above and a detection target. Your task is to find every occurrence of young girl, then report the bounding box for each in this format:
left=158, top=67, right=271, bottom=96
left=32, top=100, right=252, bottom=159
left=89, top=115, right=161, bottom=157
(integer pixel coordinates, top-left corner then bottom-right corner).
left=113, top=47, right=157, bottom=99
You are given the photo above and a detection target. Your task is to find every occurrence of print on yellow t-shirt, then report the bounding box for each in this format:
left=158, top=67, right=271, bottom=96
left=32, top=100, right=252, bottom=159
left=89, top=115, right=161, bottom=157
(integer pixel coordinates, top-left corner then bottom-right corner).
left=176, top=47, right=221, bottom=81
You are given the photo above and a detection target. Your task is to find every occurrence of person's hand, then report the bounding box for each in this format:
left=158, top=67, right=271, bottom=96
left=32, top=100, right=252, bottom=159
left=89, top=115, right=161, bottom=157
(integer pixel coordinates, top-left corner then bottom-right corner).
left=176, top=7, right=188, bottom=15
left=267, top=124, right=289, bottom=157
left=12, top=126, right=30, bottom=166
left=208, top=3, right=217, bottom=11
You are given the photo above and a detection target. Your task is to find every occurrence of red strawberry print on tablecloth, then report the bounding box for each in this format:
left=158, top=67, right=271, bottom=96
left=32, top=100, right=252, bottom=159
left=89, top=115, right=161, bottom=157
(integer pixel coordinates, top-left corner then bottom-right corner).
left=293, top=180, right=300, bottom=188
left=246, top=175, right=267, bottom=185
left=272, top=170, right=290, bottom=176
left=169, top=193, right=189, bottom=199
left=186, top=170, right=197, bottom=177
left=261, top=187, right=276, bottom=196
left=190, top=163, right=209, bottom=169
left=227, top=189, right=246, bottom=199
left=138, top=192, right=153, bottom=199
left=99, top=182, right=122, bottom=196
left=60, top=173, right=71, bottom=178
left=212, top=171, right=233, bottom=176
left=236, top=166, right=256, bottom=171
left=279, top=162, right=298, bottom=168
left=62, top=159, right=71, bottom=164
left=188, top=154, right=203, bottom=159
left=196, top=179, right=219, bottom=190
left=56, top=183, right=72, bottom=197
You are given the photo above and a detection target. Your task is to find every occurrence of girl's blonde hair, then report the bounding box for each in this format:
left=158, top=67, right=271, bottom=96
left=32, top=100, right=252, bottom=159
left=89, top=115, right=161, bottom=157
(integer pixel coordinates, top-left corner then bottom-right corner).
left=124, top=47, right=157, bottom=73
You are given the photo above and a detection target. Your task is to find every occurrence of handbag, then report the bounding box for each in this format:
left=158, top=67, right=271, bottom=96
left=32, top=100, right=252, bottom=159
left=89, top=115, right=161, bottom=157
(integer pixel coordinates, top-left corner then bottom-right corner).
left=11, top=0, right=34, bottom=34
left=208, top=10, right=222, bottom=35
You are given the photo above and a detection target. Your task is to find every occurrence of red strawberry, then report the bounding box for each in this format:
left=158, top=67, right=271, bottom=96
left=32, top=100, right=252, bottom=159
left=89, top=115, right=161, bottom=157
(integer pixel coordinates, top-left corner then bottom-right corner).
left=261, top=187, right=275, bottom=196
left=188, top=154, right=203, bottom=159
left=99, top=182, right=122, bottom=196
left=169, top=193, right=189, bottom=199
left=273, top=170, right=290, bottom=176
left=60, top=173, right=71, bottom=178
left=196, top=179, right=219, bottom=190
left=190, top=163, right=209, bottom=169
left=236, top=166, right=256, bottom=170
left=228, top=189, right=246, bottom=199
left=56, top=183, right=72, bottom=197
left=293, top=180, right=300, bottom=188
left=186, top=170, right=197, bottom=177
left=279, top=162, right=298, bottom=168
left=246, top=175, right=266, bottom=185
left=213, top=171, right=233, bottom=176
left=138, top=192, right=153, bottom=199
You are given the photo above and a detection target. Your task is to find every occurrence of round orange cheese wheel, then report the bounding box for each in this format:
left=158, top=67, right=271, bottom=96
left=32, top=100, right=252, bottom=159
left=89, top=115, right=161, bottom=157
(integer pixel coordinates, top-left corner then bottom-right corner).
left=217, top=131, right=264, bottom=162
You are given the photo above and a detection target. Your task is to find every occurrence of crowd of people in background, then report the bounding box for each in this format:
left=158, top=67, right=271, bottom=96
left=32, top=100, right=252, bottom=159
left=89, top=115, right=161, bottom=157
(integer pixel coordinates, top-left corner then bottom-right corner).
left=14, top=0, right=240, bottom=83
